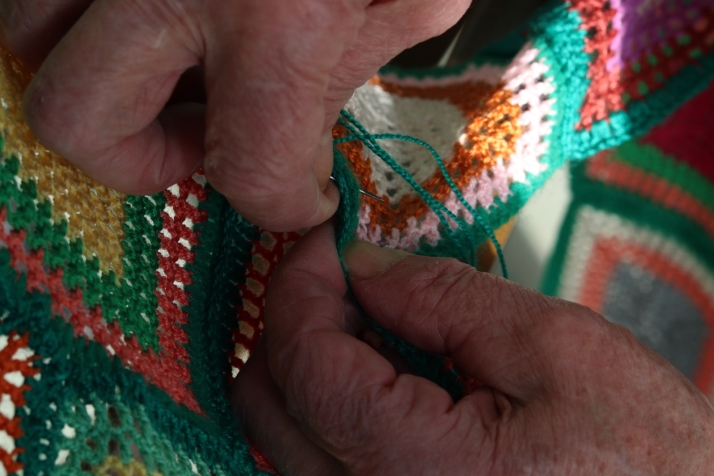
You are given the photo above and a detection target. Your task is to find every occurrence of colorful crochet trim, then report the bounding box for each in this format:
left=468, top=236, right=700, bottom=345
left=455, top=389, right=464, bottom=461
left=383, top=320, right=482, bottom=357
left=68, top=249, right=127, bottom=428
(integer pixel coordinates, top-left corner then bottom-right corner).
left=0, top=0, right=712, bottom=474
left=338, top=0, right=714, bottom=260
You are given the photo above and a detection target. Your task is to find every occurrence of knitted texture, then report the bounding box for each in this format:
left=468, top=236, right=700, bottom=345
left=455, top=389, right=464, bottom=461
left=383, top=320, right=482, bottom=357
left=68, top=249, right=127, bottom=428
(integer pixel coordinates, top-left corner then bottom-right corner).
left=543, top=83, right=714, bottom=399
left=0, top=0, right=712, bottom=474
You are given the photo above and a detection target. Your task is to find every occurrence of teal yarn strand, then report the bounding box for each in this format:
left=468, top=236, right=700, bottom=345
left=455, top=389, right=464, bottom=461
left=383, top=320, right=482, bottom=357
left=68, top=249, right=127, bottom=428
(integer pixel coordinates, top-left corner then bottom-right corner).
left=337, top=110, right=508, bottom=278
left=337, top=113, right=476, bottom=265
left=373, top=133, right=509, bottom=279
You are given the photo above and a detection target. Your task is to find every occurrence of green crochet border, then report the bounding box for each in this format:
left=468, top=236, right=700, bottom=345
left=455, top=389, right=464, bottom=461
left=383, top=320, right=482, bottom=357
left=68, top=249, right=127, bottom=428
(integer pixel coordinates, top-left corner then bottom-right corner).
left=120, top=193, right=165, bottom=351
left=542, top=161, right=714, bottom=298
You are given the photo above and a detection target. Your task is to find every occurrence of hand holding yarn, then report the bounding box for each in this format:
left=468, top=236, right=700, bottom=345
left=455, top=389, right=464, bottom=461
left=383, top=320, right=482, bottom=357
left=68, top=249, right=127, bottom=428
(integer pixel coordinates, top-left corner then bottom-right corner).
left=0, top=0, right=469, bottom=231
left=232, top=222, right=714, bottom=475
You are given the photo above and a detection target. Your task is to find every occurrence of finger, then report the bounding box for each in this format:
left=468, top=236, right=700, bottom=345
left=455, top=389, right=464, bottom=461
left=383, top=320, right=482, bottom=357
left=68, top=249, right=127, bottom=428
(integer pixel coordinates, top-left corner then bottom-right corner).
left=22, top=0, right=205, bottom=195
left=323, top=0, right=471, bottom=118
left=343, top=240, right=614, bottom=400
left=0, top=0, right=93, bottom=70
left=200, top=0, right=372, bottom=231
left=265, top=223, right=492, bottom=471
left=364, top=0, right=471, bottom=50
left=207, top=0, right=468, bottom=230
left=231, top=340, right=344, bottom=476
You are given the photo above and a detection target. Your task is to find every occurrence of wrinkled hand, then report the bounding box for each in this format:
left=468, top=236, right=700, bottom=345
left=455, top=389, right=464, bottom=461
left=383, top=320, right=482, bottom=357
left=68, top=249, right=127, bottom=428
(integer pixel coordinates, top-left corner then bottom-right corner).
left=0, top=0, right=469, bottom=231
left=232, top=223, right=714, bottom=475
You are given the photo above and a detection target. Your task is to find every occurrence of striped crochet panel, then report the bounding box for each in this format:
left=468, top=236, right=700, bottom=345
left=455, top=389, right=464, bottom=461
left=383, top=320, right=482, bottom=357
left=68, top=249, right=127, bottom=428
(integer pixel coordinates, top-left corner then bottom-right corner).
left=0, top=51, right=209, bottom=413
left=543, top=83, right=714, bottom=400
left=0, top=50, right=274, bottom=475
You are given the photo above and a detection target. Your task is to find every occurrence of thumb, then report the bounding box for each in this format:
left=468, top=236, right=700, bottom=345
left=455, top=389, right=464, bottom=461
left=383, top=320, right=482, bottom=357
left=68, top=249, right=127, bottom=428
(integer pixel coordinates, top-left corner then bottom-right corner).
left=343, top=239, right=613, bottom=401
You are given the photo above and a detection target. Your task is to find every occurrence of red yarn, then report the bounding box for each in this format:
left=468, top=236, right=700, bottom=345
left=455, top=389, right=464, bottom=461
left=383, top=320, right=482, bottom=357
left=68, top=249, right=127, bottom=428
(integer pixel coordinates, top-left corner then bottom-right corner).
left=230, top=231, right=301, bottom=377
left=643, top=85, right=714, bottom=183
left=587, top=150, right=714, bottom=237
left=0, top=208, right=203, bottom=414
left=570, top=0, right=622, bottom=130
left=572, top=1, right=714, bottom=130
left=248, top=440, right=279, bottom=475
left=0, top=331, right=39, bottom=474
left=155, top=174, right=209, bottom=365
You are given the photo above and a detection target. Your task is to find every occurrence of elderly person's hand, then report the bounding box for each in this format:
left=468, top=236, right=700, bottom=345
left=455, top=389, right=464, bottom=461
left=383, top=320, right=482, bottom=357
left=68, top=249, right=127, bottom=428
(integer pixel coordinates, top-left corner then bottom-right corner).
left=232, top=222, right=714, bottom=475
left=0, top=0, right=469, bottom=231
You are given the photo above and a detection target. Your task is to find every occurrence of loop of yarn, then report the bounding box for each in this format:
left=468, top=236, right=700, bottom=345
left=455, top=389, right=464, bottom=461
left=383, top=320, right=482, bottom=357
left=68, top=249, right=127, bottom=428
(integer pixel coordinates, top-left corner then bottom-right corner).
left=336, top=110, right=509, bottom=278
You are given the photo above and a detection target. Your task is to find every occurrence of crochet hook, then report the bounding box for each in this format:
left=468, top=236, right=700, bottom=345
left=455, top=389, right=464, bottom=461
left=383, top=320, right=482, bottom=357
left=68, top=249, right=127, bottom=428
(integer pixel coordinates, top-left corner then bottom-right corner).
left=329, top=175, right=384, bottom=202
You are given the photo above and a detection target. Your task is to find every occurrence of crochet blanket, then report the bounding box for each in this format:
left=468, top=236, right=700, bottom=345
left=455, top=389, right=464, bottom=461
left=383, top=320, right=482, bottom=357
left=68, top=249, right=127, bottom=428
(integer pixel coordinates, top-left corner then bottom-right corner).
left=544, top=82, right=714, bottom=398
left=0, top=0, right=712, bottom=474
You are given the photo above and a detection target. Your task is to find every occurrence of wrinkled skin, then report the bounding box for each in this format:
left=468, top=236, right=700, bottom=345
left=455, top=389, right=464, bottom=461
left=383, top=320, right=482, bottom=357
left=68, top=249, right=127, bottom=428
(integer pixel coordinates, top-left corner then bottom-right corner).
left=232, top=223, right=714, bottom=475
left=0, top=0, right=469, bottom=231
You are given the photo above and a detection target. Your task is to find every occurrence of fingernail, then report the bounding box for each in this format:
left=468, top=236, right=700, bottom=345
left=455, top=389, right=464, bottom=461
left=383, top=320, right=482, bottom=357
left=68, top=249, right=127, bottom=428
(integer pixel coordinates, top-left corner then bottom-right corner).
left=317, top=179, right=340, bottom=221
left=342, top=240, right=410, bottom=280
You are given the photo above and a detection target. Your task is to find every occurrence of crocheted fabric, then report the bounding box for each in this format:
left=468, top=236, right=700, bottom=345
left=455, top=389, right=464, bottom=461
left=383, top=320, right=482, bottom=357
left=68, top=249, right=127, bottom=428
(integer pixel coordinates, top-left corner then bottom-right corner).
left=543, top=83, right=714, bottom=398
left=0, top=0, right=712, bottom=473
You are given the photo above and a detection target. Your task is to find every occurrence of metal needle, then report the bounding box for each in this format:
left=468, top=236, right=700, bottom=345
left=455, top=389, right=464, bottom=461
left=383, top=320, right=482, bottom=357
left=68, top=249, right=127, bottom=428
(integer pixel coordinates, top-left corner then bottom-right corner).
left=329, top=175, right=384, bottom=202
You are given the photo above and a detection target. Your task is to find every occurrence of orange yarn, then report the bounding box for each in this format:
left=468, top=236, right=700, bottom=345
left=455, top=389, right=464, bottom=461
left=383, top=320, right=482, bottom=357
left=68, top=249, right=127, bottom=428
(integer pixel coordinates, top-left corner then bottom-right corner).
left=339, top=77, right=520, bottom=235
left=92, top=455, right=162, bottom=476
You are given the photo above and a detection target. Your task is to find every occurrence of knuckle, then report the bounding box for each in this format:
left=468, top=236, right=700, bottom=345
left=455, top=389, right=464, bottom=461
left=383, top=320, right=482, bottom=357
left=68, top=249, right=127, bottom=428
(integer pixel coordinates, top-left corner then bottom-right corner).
left=23, top=78, right=66, bottom=148
left=538, top=301, right=622, bottom=368
left=115, top=0, right=203, bottom=55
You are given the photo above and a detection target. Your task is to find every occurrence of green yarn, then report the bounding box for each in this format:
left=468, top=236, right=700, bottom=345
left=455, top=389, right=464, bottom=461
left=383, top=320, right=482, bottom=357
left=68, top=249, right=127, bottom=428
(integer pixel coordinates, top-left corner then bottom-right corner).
left=120, top=193, right=166, bottom=350
left=0, top=153, right=163, bottom=351
left=331, top=147, right=361, bottom=256
left=337, top=131, right=509, bottom=279
left=52, top=395, right=206, bottom=475
left=0, top=248, right=270, bottom=476
left=338, top=111, right=478, bottom=266
left=184, top=190, right=261, bottom=429
left=332, top=116, right=477, bottom=402
left=614, top=140, right=714, bottom=212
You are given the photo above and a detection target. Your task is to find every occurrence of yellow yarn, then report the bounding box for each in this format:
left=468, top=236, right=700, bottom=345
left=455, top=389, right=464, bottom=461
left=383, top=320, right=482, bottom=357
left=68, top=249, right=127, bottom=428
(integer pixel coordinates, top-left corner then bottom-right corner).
left=92, top=455, right=162, bottom=476
left=0, top=50, right=127, bottom=277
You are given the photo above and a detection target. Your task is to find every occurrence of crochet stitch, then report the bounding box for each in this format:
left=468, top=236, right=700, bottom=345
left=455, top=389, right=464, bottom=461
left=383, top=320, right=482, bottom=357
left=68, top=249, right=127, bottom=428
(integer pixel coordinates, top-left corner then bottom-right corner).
left=544, top=83, right=714, bottom=394
left=0, top=0, right=713, bottom=473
